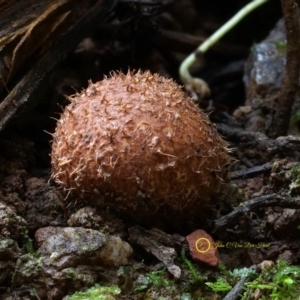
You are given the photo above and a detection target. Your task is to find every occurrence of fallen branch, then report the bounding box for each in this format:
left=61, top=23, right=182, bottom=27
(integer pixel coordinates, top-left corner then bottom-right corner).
left=229, top=162, right=273, bottom=180
left=217, top=123, right=300, bottom=158
left=213, top=194, right=300, bottom=233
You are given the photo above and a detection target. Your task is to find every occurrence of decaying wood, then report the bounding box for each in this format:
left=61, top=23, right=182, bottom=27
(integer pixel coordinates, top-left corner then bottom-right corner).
left=0, top=0, right=112, bottom=91
left=128, top=226, right=183, bottom=278
left=0, top=0, right=70, bottom=88
left=0, top=0, right=116, bottom=131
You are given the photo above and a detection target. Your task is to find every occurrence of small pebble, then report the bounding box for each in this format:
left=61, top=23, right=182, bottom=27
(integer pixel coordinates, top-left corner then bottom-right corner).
left=186, top=229, right=218, bottom=267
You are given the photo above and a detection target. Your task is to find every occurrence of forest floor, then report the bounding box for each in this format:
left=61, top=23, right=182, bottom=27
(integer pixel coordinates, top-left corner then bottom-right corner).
left=1, top=1, right=300, bottom=299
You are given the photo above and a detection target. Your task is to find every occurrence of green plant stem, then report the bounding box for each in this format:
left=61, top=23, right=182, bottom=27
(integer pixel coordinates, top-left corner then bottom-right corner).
left=179, top=0, right=268, bottom=93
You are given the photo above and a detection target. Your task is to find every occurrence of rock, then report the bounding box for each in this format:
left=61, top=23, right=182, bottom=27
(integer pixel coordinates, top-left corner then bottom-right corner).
left=38, top=227, right=132, bottom=299
left=35, top=226, right=64, bottom=248
left=0, top=191, right=25, bottom=216
left=39, top=227, right=132, bottom=268
left=0, top=201, right=27, bottom=240
left=278, top=250, right=293, bottom=264
left=273, top=208, right=300, bottom=238
left=236, top=19, right=300, bottom=135
left=99, top=235, right=133, bottom=266
left=240, top=36, right=285, bottom=133
left=0, top=236, right=21, bottom=285
left=67, top=207, right=102, bottom=228
left=24, top=177, right=66, bottom=230
left=11, top=253, right=46, bottom=299
left=258, top=260, right=274, bottom=271
left=186, top=229, right=218, bottom=267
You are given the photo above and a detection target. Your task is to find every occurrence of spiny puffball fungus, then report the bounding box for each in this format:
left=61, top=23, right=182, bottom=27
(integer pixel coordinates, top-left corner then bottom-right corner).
left=51, top=71, right=231, bottom=219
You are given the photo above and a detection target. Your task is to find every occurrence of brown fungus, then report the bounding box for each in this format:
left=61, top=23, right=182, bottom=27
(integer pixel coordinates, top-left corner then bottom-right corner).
left=51, top=71, right=231, bottom=222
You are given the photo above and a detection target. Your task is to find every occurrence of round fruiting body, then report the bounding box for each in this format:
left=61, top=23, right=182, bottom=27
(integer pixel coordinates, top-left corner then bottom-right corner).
left=51, top=71, right=231, bottom=219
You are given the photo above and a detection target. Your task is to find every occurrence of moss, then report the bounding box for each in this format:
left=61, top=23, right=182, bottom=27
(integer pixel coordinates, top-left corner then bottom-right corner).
left=242, top=260, right=300, bottom=300
left=135, top=269, right=173, bottom=291
left=134, top=267, right=189, bottom=299
left=66, top=284, right=121, bottom=300
left=290, top=164, right=300, bottom=182
left=205, top=264, right=256, bottom=296
left=146, top=270, right=173, bottom=288
left=205, top=278, right=232, bottom=293
left=291, top=110, right=300, bottom=123
left=117, top=266, right=133, bottom=293
left=61, top=267, right=96, bottom=290
left=181, top=250, right=204, bottom=284
left=274, top=40, right=287, bottom=50
left=288, top=163, right=300, bottom=195
left=13, top=254, right=42, bottom=280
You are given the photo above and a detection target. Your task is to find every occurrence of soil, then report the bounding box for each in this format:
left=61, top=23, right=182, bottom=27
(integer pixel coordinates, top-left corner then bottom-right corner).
left=1, top=1, right=300, bottom=299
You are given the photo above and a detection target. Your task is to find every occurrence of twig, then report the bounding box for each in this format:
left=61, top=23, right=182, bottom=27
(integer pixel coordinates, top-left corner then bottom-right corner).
left=222, top=265, right=258, bottom=300
left=217, top=123, right=300, bottom=158
left=271, top=0, right=300, bottom=137
left=229, top=162, right=273, bottom=180
left=213, top=194, right=300, bottom=233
